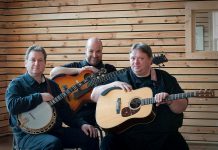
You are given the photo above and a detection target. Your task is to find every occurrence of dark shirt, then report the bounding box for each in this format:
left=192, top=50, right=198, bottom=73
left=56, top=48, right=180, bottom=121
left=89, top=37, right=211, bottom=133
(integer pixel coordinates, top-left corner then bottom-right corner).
left=5, top=73, right=86, bottom=139
left=63, top=60, right=116, bottom=125
left=110, top=68, right=184, bottom=133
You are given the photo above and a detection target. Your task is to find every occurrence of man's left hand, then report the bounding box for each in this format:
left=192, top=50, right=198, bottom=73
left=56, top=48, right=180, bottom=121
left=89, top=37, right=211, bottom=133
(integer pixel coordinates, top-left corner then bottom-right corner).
left=81, top=124, right=98, bottom=138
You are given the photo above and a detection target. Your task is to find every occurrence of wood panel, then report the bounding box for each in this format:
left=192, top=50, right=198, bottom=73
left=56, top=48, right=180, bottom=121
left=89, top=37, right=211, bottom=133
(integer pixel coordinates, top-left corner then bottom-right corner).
left=1, top=0, right=218, bottom=146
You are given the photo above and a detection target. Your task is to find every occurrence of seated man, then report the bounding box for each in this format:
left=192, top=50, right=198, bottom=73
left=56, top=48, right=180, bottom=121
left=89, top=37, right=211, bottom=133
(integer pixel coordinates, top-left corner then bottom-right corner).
left=91, top=43, right=189, bottom=150
left=50, top=37, right=116, bottom=126
left=6, top=45, right=99, bottom=150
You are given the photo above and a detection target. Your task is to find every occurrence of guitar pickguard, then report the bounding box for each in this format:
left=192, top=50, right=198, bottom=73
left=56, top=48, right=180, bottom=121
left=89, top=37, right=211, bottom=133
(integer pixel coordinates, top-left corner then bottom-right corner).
left=121, top=107, right=140, bottom=117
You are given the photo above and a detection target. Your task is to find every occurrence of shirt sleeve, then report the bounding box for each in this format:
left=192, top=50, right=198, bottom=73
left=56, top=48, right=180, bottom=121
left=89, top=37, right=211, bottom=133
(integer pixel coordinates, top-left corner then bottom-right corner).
left=62, top=62, right=80, bottom=68
left=5, top=79, right=43, bottom=115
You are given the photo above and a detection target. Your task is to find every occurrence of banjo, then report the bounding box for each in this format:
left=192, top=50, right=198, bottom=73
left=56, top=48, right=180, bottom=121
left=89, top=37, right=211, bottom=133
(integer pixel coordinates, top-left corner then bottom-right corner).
left=18, top=69, right=106, bottom=134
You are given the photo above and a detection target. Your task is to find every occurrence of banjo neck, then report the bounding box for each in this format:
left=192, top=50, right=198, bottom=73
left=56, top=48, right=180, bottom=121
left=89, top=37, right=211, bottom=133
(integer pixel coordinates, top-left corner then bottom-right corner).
left=48, top=78, right=90, bottom=106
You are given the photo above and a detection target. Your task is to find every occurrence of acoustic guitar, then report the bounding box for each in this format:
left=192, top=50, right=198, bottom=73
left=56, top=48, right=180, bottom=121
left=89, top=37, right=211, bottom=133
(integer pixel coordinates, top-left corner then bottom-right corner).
left=18, top=70, right=104, bottom=134
left=53, top=54, right=168, bottom=112
left=96, top=87, right=214, bottom=134
left=52, top=68, right=129, bottom=111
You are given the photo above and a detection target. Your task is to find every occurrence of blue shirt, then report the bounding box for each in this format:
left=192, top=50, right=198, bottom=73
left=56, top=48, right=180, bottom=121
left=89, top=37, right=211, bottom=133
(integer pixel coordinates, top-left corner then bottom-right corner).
left=5, top=73, right=86, bottom=138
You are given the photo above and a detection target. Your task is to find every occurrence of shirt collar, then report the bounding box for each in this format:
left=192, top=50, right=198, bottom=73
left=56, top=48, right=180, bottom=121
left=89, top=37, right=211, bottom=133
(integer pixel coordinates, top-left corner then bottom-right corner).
left=81, top=59, right=104, bottom=69
left=24, top=72, right=46, bottom=86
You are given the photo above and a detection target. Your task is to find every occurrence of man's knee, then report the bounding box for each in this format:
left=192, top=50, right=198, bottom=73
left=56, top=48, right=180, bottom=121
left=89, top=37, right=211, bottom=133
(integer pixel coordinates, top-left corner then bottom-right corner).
left=44, top=136, right=62, bottom=150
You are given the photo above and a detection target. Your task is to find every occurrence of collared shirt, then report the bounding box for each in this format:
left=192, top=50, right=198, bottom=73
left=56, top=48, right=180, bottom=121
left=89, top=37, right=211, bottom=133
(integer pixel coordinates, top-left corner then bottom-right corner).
left=5, top=73, right=86, bottom=139
left=109, top=68, right=184, bottom=133
left=63, top=59, right=116, bottom=73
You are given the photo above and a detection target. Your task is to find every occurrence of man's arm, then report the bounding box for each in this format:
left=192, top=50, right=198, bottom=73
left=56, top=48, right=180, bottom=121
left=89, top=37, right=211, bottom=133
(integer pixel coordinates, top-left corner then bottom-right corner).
left=155, top=92, right=188, bottom=114
left=50, top=66, right=81, bottom=78
left=91, top=81, right=132, bottom=103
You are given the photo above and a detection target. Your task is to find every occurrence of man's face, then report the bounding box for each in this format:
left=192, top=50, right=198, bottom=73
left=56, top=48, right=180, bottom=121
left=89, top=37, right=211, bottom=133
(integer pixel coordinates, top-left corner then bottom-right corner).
left=85, top=42, right=102, bottom=66
left=25, top=51, right=46, bottom=77
left=130, top=49, right=152, bottom=76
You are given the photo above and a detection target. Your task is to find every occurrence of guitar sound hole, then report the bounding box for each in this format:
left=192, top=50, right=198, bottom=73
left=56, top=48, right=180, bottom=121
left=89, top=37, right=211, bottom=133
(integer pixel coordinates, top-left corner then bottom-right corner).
left=84, top=73, right=91, bottom=79
left=129, top=98, right=141, bottom=109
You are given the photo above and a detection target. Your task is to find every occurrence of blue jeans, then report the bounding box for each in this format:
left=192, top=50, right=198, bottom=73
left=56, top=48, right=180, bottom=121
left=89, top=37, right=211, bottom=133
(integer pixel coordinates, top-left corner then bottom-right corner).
left=15, top=127, right=99, bottom=150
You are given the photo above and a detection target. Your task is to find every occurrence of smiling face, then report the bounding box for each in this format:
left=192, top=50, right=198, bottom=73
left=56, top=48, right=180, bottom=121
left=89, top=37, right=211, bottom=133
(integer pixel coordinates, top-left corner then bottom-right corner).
left=85, top=38, right=103, bottom=66
left=130, top=49, right=152, bottom=77
left=25, top=51, right=46, bottom=78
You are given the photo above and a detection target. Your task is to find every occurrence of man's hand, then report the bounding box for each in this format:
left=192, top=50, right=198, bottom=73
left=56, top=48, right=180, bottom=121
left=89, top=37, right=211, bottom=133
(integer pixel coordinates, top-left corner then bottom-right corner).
left=81, top=124, right=98, bottom=138
left=155, top=92, right=172, bottom=106
left=80, top=66, right=99, bottom=73
left=41, top=93, right=54, bottom=102
left=110, top=81, right=132, bottom=92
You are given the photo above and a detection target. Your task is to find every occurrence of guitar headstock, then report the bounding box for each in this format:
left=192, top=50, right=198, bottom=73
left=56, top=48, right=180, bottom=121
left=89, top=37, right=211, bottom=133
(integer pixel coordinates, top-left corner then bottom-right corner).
left=152, top=53, right=168, bottom=67
left=196, top=89, right=215, bottom=97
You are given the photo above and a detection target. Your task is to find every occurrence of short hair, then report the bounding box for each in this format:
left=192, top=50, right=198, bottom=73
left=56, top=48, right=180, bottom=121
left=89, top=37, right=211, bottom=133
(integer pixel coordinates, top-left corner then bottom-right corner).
left=130, top=43, right=153, bottom=58
left=25, top=45, right=47, bottom=61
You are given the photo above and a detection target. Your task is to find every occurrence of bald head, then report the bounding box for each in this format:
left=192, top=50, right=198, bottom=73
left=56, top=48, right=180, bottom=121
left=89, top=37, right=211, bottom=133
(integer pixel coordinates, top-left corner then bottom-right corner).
left=85, top=37, right=103, bottom=66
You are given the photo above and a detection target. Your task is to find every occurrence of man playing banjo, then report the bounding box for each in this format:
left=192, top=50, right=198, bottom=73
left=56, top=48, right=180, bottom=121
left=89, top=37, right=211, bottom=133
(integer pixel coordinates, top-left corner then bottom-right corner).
left=5, top=45, right=99, bottom=150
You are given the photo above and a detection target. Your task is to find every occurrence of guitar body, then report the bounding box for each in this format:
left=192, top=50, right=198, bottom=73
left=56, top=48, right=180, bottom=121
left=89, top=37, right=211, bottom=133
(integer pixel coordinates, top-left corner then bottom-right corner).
left=96, top=87, right=156, bottom=133
left=18, top=102, right=56, bottom=134
left=53, top=70, right=93, bottom=111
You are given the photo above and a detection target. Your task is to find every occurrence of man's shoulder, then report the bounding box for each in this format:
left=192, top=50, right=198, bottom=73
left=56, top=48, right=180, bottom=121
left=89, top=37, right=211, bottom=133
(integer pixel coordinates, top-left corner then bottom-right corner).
left=62, top=61, right=83, bottom=68
left=104, top=63, right=116, bottom=72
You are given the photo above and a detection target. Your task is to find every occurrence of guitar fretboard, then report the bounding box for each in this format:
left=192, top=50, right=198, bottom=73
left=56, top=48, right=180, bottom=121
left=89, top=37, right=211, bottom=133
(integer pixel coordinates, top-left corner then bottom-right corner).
left=141, top=92, right=196, bottom=105
left=88, top=67, right=129, bottom=87
left=48, top=79, right=89, bottom=106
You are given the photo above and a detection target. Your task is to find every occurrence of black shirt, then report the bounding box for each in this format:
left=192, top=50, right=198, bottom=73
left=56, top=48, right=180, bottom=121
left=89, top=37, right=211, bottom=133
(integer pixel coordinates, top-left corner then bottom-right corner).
left=110, top=68, right=184, bottom=133
left=63, top=60, right=116, bottom=125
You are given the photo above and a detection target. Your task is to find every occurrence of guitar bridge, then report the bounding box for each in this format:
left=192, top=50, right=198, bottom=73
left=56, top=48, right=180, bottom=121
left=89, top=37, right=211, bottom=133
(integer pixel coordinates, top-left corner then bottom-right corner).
left=116, top=98, right=121, bottom=114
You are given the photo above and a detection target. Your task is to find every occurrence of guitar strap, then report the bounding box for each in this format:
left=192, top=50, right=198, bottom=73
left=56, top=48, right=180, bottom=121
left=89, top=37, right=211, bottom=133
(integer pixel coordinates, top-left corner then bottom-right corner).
left=45, top=77, right=52, bottom=94
left=150, top=68, right=157, bottom=82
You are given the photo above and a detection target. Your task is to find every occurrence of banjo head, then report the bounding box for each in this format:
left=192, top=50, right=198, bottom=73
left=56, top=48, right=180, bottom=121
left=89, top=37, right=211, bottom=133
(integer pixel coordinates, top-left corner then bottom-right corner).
left=18, top=102, right=56, bottom=134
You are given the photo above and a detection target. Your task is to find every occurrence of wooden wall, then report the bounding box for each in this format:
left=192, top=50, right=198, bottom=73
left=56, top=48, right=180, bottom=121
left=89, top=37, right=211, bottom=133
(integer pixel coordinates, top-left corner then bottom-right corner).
left=0, top=1, right=10, bottom=135
left=0, top=0, right=218, bottom=146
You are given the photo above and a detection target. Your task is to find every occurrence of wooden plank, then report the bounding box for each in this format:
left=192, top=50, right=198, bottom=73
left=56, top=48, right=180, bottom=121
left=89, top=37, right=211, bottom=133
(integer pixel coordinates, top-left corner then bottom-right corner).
left=5, top=0, right=184, bottom=9
left=186, top=105, right=218, bottom=112
left=0, top=120, right=9, bottom=128
left=4, top=2, right=185, bottom=15
left=0, top=24, right=185, bottom=34
left=1, top=38, right=185, bottom=48
left=4, top=67, right=218, bottom=76
left=0, top=113, right=8, bottom=121
left=183, top=119, right=218, bottom=127
left=2, top=46, right=185, bottom=54
left=0, top=107, right=7, bottom=115
left=184, top=112, right=218, bottom=119
left=0, top=101, right=6, bottom=107
left=180, top=126, right=218, bottom=134
left=2, top=31, right=185, bottom=41
left=0, top=9, right=185, bottom=21
left=2, top=16, right=185, bottom=28
left=0, top=88, right=6, bottom=95
left=5, top=60, right=218, bottom=70
left=0, top=81, right=7, bottom=87
left=188, top=98, right=218, bottom=105
left=188, top=142, right=218, bottom=150
left=180, top=83, right=218, bottom=90
left=182, top=133, right=218, bottom=142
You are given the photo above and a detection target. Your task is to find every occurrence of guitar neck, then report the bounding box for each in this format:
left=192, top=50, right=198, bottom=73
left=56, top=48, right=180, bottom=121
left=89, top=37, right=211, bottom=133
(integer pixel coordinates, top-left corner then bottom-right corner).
left=142, top=91, right=196, bottom=105
left=89, top=68, right=129, bottom=86
left=49, top=79, right=89, bottom=106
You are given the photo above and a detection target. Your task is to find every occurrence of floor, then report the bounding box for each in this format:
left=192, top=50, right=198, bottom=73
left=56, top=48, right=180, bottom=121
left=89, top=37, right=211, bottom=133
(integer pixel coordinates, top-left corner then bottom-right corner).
left=0, top=135, right=218, bottom=150
left=0, top=135, right=13, bottom=150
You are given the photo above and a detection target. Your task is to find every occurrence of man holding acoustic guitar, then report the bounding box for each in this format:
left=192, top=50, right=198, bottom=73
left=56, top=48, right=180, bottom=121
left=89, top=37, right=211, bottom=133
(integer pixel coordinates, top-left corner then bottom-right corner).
left=6, top=45, right=99, bottom=150
left=50, top=37, right=116, bottom=126
left=91, top=43, right=189, bottom=150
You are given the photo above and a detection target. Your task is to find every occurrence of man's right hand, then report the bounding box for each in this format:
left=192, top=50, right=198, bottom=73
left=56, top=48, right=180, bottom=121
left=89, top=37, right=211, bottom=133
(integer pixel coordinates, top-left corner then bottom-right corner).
left=79, top=66, right=99, bottom=73
left=41, top=93, right=54, bottom=102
